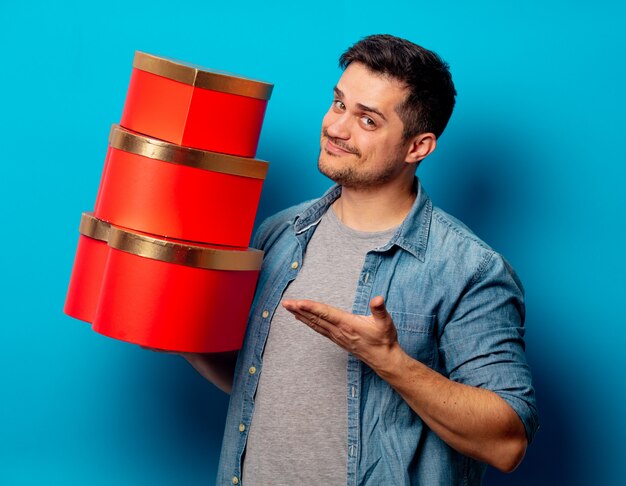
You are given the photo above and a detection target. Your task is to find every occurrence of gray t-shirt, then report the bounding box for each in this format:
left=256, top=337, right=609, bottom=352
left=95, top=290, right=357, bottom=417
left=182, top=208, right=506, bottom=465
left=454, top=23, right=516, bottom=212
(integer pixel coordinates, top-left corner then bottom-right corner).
left=242, top=207, right=396, bottom=485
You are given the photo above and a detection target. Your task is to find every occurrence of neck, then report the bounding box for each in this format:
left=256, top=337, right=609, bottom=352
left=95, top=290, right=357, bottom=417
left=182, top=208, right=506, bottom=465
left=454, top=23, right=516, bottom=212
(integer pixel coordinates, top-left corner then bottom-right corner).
left=332, top=176, right=417, bottom=232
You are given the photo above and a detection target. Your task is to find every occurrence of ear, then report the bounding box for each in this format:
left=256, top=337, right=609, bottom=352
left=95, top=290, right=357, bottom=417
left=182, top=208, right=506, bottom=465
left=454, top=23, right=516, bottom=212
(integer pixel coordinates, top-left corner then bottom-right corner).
left=404, top=132, right=437, bottom=165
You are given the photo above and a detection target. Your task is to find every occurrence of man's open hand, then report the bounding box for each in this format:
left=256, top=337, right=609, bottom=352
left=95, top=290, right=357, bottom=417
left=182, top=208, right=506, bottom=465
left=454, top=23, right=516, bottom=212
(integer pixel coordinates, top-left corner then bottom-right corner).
left=282, top=296, right=404, bottom=373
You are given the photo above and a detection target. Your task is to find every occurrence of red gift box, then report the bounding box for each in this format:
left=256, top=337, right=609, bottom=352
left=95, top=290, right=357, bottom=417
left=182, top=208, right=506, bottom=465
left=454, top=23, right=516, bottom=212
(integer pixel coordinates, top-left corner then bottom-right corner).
left=64, top=213, right=111, bottom=323
left=92, top=225, right=263, bottom=352
left=94, top=124, right=268, bottom=247
left=120, top=51, right=273, bottom=157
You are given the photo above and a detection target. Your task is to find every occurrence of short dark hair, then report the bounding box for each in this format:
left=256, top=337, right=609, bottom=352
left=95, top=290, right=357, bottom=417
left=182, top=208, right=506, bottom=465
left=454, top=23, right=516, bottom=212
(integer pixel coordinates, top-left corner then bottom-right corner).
left=339, top=34, right=456, bottom=139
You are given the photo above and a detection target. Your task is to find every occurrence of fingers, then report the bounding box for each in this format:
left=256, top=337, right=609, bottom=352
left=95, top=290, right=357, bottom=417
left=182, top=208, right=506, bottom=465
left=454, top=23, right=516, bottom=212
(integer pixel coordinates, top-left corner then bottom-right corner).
left=283, top=301, right=331, bottom=329
left=282, top=300, right=343, bottom=340
left=369, top=296, right=391, bottom=324
left=283, top=298, right=391, bottom=330
left=283, top=299, right=345, bottom=324
left=289, top=308, right=335, bottom=340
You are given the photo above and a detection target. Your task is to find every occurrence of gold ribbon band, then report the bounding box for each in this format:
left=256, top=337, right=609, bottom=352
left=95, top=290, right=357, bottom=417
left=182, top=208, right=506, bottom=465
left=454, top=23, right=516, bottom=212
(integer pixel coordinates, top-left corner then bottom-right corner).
left=78, top=213, right=111, bottom=242
left=108, top=226, right=264, bottom=271
left=109, top=125, right=269, bottom=180
left=133, top=51, right=273, bottom=101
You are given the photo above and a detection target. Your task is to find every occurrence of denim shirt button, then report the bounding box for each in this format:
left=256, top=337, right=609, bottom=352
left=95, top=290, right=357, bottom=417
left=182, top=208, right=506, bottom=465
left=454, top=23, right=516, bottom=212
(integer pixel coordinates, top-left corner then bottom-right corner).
left=238, top=423, right=246, bottom=432
left=231, top=476, right=239, bottom=485
left=290, top=261, right=299, bottom=269
left=262, top=310, right=269, bottom=318
left=248, top=366, right=257, bottom=375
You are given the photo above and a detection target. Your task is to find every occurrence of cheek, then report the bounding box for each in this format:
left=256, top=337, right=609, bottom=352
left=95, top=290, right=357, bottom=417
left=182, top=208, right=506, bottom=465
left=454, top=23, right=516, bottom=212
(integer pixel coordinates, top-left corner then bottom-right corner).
left=354, top=136, right=376, bottom=160
left=364, top=135, right=397, bottom=159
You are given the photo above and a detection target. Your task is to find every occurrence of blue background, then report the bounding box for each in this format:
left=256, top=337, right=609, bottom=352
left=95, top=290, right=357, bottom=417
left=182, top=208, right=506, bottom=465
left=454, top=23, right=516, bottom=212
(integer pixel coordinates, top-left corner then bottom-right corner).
left=1, top=0, right=624, bottom=484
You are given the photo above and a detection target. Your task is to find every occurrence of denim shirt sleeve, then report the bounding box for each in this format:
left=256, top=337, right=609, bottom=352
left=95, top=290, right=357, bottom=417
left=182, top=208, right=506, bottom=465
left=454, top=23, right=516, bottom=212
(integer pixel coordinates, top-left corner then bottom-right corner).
left=438, top=250, right=539, bottom=443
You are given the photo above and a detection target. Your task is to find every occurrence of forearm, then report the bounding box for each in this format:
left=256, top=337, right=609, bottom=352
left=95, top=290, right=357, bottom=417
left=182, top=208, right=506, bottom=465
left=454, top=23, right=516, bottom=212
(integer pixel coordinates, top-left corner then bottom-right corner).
left=282, top=296, right=530, bottom=471
left=377, top=344, right=527, bottom=473
left=181, top=350, right=239, bottom=394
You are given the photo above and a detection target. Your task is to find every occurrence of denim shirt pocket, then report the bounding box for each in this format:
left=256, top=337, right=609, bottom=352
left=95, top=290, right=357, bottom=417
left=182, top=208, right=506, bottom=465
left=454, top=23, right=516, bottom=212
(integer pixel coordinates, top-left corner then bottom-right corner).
left=390, top=311, right=436, bottom=368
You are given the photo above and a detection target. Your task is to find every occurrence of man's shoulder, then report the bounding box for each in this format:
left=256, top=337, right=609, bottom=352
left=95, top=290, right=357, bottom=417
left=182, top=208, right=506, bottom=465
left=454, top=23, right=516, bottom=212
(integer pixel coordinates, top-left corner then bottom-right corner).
left=426, top=205, right=498, bottom=280
left=429, top=206, right=493, bottom=253
left=426, top=204, right=522, bottom=290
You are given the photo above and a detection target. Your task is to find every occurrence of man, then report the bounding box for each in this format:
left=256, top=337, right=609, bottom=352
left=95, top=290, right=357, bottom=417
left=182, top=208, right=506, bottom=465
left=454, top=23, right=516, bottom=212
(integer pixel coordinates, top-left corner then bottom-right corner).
left=180, top=34, right=538, bottom=485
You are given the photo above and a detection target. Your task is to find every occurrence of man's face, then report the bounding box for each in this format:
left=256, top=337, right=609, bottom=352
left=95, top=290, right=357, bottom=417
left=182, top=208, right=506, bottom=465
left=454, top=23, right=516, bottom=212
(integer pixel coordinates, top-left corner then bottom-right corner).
left=318, top=62, right=412, bottom=189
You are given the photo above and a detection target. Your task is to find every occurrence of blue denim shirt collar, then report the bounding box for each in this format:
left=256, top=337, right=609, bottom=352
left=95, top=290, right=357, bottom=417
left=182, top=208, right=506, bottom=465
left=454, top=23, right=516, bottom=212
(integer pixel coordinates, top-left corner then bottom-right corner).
left=293, top=177, right=433, bottom=262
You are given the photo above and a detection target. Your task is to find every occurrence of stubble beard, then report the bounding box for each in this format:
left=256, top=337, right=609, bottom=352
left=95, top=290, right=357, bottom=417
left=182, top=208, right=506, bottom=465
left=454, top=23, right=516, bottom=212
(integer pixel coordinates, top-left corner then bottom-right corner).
left=317, top=134, right=403, bottom=189
left=317, top=151, right=399, bottom=189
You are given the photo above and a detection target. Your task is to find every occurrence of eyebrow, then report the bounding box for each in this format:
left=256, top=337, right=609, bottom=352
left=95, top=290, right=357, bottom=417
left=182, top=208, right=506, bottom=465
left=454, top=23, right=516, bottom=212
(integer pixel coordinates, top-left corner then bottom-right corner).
left=334, top=86, right=387, bottom=122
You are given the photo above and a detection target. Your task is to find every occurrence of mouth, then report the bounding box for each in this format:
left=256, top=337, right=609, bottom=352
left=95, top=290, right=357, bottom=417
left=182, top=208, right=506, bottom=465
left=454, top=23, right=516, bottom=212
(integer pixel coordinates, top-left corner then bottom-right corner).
left=324, top=138, right=356, bottom=156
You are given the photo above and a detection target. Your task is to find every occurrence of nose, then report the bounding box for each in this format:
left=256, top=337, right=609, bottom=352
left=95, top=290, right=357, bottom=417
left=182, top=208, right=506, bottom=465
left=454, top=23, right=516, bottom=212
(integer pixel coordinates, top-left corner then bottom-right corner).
left=324, top=109, right=351, bottom=140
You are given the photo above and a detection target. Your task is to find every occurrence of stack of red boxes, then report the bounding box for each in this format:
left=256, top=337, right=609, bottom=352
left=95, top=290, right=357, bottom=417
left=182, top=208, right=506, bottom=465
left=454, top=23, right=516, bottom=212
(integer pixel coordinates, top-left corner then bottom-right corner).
left=65, top=52, right=273, bottom=353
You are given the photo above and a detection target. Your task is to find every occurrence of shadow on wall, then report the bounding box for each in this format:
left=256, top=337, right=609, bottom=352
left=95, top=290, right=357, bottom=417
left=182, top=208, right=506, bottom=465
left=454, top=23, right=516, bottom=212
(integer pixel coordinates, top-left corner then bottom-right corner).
left=105, top=350, right=231, bottom=482
left=422, top=124, right=535, bottom=255
left=434, top=124, right=583, bottom=483
left=484, top=342, right=582, bottom=484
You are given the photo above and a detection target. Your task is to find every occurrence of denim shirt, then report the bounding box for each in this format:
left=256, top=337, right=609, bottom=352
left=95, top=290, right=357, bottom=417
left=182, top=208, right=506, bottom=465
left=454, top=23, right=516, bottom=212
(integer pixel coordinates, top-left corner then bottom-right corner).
left=217, top=179, right=538, bottom=486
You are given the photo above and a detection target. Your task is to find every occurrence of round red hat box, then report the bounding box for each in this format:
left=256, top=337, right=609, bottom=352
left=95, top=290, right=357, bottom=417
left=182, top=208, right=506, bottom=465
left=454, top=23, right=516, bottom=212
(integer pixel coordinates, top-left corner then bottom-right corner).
left=94, top=124, right=268, bottom=248
left=92, top=226, right=263, bottom=353
left=64, top=213, right=111, bottom=323
left=120, top=51, right=273, bottom=157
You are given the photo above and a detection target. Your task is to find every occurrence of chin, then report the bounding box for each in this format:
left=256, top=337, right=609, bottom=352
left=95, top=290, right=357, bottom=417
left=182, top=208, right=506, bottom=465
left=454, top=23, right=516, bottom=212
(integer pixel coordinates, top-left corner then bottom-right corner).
left=318, top=161, right=356, bottom=187
left=318, top=156, right=341, bottom=183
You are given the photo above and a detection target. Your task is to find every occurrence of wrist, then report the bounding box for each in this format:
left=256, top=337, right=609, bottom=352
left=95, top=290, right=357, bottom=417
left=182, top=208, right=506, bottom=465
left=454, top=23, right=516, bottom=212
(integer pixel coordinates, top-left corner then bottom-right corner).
left=373, top=342, right=407, bottom=381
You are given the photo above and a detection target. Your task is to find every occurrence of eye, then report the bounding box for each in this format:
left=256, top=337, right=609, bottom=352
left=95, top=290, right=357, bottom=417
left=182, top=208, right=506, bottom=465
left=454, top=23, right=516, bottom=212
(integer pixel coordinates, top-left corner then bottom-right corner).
left=360, top=116, right=376, bottom=129
left=332, top=100, right=345, bottom=111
